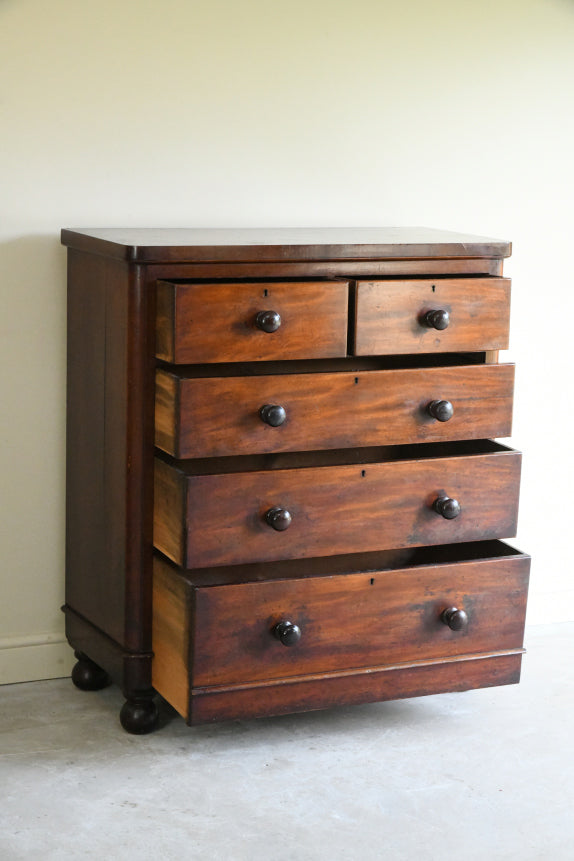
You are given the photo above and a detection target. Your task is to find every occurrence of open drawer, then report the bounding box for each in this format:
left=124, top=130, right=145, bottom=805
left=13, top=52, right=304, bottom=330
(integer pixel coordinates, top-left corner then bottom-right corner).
left=154, top=441, right=522, bottom=568
left=155, top=360, right=515, bottom=459
left=152, top=540, right=530, bottom=724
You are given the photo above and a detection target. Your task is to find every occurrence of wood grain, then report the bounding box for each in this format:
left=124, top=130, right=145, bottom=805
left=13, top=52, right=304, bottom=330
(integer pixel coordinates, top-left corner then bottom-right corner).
left=155, top=363, right=515, bottom=458
left=65, top=248, right=164, bottom=701
left=146, top=257, right=504, bottom=284
left=152, top=559, right=191, bottom=719
left=153, top=539, right=524, bottom=589
left=155, top=281, right=349, bottom=363
left=61, top=227, right=512, bottom=264
left=354, top=277, right=511, bottom=355
left=66, top=251, right=130, bottom=646
left=153, top=446, right=522, bottom=568
left=152, top=546, right=528, bottom=720
left=63, top=226, right=523, bottom=729
left=188, top=652, right=523, bottom=724
left=153, top=459, right=186, bottom=565
left=155, top=371, right=179, bottom=455
left=190, top=554, right=529, bottom=686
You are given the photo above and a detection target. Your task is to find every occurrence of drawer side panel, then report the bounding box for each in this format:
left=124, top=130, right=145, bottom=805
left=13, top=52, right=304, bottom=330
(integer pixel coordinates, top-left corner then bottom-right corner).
left=152, top=558, right=191, bottom=720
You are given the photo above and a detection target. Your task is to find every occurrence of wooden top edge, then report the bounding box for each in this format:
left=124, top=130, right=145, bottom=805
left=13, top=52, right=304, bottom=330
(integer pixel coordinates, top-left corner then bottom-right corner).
left=60, top=227, right=512, bottom=263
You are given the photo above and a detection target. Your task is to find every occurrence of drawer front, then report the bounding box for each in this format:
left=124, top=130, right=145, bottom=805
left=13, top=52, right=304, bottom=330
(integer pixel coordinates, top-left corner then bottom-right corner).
left=154, top=447, right=521, bottom=568
left=191, top=554, right=530, bottom=686
left=156, top=280, right=349, bottom=363
left=155, top=363, right=515, bottom=458
left=354, top=277, right=510, bottom=355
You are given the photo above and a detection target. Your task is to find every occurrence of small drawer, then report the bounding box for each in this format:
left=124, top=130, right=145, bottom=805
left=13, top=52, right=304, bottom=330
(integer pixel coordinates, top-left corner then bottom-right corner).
left=152, top=541, right=530, bottom=722
left=353, top=277, right=510, bottom=355
left=155, top=362, right=515, bottom=458
left=153, top=441, right=521, bottom=568
left=156, top=280, right=349, bottom=363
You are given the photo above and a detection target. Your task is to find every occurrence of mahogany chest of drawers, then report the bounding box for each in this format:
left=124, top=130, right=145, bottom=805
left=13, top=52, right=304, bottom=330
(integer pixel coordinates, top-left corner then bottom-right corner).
left=61, top=227, right=529, bottom=733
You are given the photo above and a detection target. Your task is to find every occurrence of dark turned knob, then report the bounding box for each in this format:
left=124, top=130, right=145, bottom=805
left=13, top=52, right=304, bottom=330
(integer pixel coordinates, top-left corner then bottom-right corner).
left=265, top=507, right=292, bottom=531
left=273, top=620, right=302, bottom=646
left=441, top=607, right=469, bottom=632
left=255, top=310, right=281, bottom=333
left=427, top=399, right=454, bottom=422
left=259, top=404, right=287, bottom=427
left=433, top=496, right=461, bottom=519
left=423, top=309, right=450, bottom=330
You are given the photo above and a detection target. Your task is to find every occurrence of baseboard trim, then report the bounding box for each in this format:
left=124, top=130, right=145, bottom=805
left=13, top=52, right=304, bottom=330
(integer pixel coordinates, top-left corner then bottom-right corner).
left=0, top=633, right=75, bottom=684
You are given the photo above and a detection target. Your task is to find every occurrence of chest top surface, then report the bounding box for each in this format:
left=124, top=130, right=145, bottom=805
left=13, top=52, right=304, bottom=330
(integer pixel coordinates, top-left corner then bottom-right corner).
left=60, top=227, right=511, bottom=264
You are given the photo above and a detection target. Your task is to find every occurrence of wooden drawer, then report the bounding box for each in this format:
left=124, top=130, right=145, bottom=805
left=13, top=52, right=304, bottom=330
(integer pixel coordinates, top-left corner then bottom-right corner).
left=154, top=441, right=521, bottom=568
left=155, top=362, right=515, bottom=458
left=156, top=280, right=349, bottom=363
left=353, top=277, right=510, bottom=355
left=152, top=542, right=530, bottom=722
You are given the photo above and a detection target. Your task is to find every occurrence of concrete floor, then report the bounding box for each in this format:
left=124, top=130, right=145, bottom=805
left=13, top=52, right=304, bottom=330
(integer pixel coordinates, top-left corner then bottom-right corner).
left=1, top=624, right=572, bottom=861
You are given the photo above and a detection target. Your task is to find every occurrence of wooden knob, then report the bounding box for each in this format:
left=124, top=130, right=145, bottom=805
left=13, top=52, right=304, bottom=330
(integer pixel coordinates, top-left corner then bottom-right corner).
left=265, top=507, right=292, bottom=531
left=433, top=496, right=461, bottom=519
left=255, top=310, right=281, bottom=333
left=441, top=607, right=469, bottom=632
left=427, top=399, right=454, bottom=422
left=423, top=309, right=450, bottom=330
left=259, top=404, right=287, bottom=427
left=273, top=620, right=302, bottom=646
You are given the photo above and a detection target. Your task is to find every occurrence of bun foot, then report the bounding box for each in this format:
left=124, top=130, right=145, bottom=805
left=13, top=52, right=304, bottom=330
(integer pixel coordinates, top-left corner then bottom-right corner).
left=120, top=698, right=159, bottom=735
left=71, top=651, right=111, bottom=691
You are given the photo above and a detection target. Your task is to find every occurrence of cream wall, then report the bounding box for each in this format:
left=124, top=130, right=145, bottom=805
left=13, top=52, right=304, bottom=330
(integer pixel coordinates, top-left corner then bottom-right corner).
left=1, top=0, right=573, bottom=683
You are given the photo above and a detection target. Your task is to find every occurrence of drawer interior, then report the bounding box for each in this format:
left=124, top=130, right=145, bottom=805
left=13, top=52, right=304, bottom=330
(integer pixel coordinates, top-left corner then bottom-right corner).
left=155, top=352, right=489, bottom=377
left=157, top=539, right=527, bottom=588
left=157, top=439, right=516, bottom=476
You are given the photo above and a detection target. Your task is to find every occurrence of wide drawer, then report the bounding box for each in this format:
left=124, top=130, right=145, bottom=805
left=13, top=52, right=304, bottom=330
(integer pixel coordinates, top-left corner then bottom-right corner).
left=156, top=280, right=349, bottom=363
left=154, top=441, right=521, bottom=568
left=152, top=541, right=530, bottom=721
left=155, top=362, right=515, bottom=458
left=353, top=277, right=510, bottom=355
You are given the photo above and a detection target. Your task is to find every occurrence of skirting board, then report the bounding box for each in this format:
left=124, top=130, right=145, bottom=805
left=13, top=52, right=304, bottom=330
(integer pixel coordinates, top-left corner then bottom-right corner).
left=0, top=633, right=75, bottom=685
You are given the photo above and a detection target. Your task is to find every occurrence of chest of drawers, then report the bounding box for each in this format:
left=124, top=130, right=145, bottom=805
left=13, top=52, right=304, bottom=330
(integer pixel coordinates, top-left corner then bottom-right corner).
left=62, top=227, right=529, bottom=734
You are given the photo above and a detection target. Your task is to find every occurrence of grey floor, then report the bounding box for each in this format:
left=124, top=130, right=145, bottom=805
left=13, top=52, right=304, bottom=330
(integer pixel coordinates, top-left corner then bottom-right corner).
left=1, top=624, right=572, bottom=861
